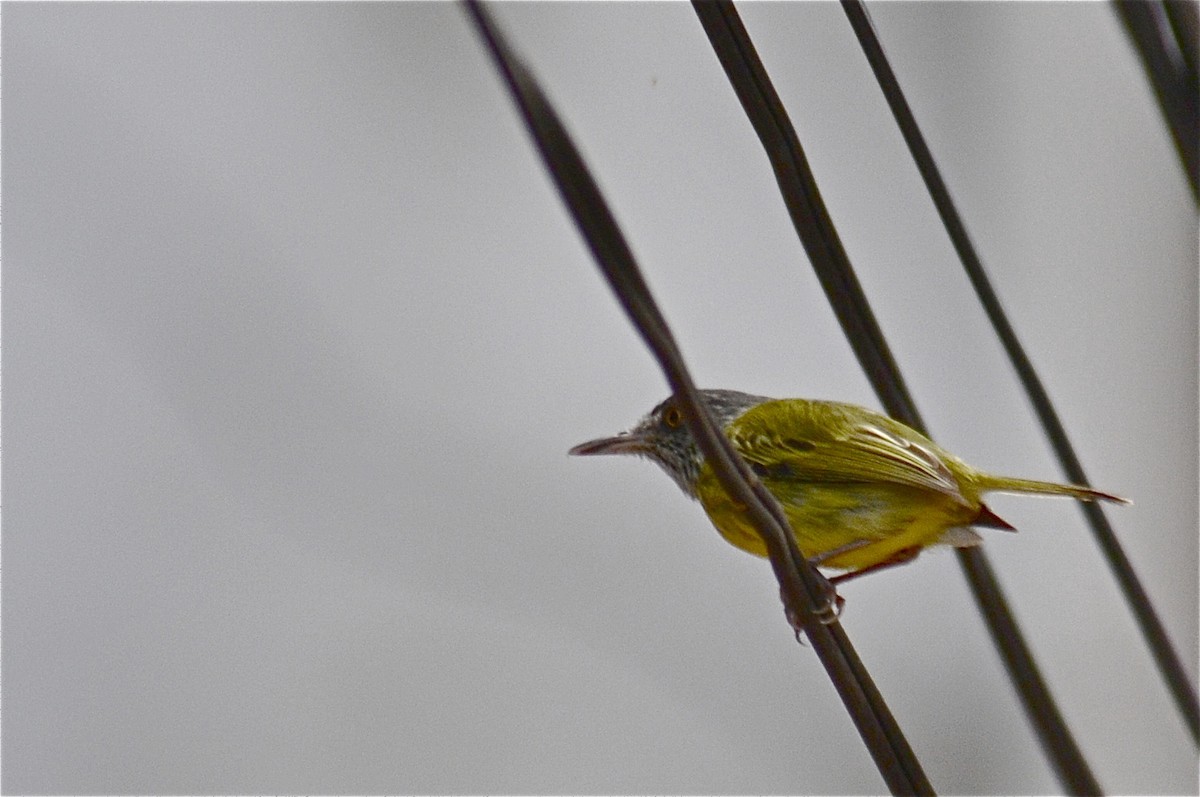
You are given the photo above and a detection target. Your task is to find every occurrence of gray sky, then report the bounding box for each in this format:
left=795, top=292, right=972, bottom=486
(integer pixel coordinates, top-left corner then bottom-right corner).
left=6, top=2, right=1197, bottom=794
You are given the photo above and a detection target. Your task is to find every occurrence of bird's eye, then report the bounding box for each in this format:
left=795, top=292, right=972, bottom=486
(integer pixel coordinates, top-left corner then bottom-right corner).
left=662, top=405, right=683, bottom=428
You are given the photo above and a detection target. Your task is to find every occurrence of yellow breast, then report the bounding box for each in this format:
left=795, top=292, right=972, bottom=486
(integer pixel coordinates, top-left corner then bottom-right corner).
left=693, top=456, right=981, bottom=573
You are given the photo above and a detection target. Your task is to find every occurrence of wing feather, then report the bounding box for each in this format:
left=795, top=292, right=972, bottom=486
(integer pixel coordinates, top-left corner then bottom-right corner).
left=727, top=399, right=969, bottom=504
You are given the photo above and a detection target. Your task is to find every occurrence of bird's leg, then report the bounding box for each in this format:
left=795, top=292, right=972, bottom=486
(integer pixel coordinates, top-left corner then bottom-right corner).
left=829, top=546, right=922, bottom=586
left=781, top=575, right=845, bottom=644
left=775, top=543, right=877, bottom=641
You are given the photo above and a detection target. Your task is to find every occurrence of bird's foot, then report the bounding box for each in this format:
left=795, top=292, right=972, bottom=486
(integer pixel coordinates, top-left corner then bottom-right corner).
left=782, top=578, right=845, bottom=644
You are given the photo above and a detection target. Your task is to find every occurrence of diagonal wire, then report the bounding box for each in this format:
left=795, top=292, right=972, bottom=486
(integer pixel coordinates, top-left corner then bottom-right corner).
left=1114, top=0, right=1200, bottom=200
left=841, top=0, right=1200, bottom=747
left=463, top=2, right=933, bottom=793
left=690, top=1, right=1103, bottom=793
left=1164, top=0, right=1199, bottom=83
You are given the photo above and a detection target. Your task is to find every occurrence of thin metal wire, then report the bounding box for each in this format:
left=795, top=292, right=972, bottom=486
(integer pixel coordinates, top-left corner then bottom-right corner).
left=840, top=0, right=1200, bottom=748
left=1114, top=0, right=1200, bottom=200
left=1164, top=1, right=1199, bottom=81
left=691, top=1, right=1103, bottom=793
left=462, top=3, right=934, bottom=794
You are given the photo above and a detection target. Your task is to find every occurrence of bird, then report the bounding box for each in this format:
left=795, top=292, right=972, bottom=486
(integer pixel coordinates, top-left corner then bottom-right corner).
left=570, top=389, right=1128, bottom=584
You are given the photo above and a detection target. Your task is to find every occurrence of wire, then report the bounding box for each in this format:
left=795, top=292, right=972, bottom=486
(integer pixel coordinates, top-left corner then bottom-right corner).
left=840, top=0, right=1199, bottom=748
left=464, top=2, right=934, bottom=793
left=691, top=1, right=1103, bottom=792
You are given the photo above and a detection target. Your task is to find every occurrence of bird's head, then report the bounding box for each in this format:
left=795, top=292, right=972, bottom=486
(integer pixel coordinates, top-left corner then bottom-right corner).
left=569, top=389, right=771, bottom=497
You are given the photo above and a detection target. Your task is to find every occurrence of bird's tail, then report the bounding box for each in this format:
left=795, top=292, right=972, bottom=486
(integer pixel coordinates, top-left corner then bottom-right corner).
left=977, top=473, right=1130, bottom=505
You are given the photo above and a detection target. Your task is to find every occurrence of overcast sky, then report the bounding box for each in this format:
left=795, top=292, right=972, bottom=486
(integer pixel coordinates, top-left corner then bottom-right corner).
left=6, top=3, right=1197, bottom=794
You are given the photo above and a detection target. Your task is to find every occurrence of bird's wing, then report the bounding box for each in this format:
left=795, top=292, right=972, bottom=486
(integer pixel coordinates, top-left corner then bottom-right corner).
left=727, top=399, right=968, bottom=503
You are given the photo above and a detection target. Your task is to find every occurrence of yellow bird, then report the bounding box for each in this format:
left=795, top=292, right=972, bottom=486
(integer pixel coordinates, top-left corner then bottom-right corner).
left=570, top=390, right=1128, bottom=583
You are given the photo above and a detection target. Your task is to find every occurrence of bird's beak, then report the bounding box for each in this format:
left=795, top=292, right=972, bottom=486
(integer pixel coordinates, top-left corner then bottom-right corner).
left=569, top=432, right=646, bottom=457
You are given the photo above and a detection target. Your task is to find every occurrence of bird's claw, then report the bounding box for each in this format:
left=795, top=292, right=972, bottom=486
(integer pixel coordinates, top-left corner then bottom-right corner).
left=782, top=580, right=845, bottom=643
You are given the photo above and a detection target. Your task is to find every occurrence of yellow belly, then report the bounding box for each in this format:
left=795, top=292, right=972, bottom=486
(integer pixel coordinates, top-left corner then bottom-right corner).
left=694, top=467, right=980, bottom=573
